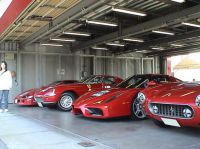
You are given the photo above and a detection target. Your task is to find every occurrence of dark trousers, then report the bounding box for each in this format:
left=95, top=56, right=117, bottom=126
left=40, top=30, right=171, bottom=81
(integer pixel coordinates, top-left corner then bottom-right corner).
left=0, top=90, right=9, bottom=109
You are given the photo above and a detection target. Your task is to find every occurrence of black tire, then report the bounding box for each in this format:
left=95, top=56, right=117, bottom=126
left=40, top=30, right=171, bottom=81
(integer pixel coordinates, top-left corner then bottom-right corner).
left=57, top=92, right=75, bottom=111
left=130, top=97, right=147, bottom=120
left=47, top=105, right=56, bottom=109
left=152, top=119, right=168, bottom=128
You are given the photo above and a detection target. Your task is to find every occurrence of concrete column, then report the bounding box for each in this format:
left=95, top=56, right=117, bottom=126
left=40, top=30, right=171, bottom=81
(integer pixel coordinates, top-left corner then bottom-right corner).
left=159, top=56, right=167, bottom=74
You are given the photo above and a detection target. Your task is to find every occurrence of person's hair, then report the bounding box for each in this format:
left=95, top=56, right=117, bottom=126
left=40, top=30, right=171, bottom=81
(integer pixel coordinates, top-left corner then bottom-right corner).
left=1, top=61, right=8, bottom=71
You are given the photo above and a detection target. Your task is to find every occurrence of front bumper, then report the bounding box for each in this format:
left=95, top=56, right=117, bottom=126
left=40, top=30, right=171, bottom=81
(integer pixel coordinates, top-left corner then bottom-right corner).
left=34, top=96, right=57, bottom=107
left=72, top=104, right=112, bottom=119
left=145, top=103, right=200, bottom=128
left=14, top=98, right=37, bottom=106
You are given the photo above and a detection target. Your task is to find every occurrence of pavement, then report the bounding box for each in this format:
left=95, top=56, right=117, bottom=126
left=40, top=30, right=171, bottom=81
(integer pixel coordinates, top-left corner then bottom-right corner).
left=1, top=104, right=200, bottom=149
left=0, top=111, right=113, bottom=149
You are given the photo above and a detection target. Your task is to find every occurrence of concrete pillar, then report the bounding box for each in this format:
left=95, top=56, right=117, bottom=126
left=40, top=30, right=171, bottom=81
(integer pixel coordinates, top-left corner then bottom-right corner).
left=159, top=56, right=167, bottom=74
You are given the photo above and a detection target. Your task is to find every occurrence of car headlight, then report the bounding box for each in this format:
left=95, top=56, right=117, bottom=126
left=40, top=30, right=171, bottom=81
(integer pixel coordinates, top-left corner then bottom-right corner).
left=20, top=92, right=29, bottom=97
left=195, top=95, right=200, bottom=107
left=183, top=108, right=193, bottom=118
left=92, top=90, right=110, bottom=97
left=44, top=88, right=55, bottom=97
left=152, top=105, right=158, bottom=114
left=137, top=92, right=146, bottom=103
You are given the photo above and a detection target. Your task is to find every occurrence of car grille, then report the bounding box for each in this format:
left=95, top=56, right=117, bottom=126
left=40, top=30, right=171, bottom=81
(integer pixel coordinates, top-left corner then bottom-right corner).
left=149, top=103, right=194, bottom=119
left=86, top=108, right=103, bottom=116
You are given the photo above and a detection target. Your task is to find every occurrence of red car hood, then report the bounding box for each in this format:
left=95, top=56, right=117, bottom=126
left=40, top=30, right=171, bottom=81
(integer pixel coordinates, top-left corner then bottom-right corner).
left=147, top=83, right=200, bottom=103
left=74, top=87, right=140, bottom=106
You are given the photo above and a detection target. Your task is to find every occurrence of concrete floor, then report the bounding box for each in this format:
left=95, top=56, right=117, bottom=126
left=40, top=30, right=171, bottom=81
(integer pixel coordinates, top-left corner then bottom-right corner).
left=2, top=104, right=200, bottom=149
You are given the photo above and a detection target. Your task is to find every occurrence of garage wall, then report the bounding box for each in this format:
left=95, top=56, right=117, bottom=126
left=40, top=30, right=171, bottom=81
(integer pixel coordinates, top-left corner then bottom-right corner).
left=127, top=59, right=142, bottom=77
left=21, top=54, right=36, bottom=91
left=0, top=43, right=159, bottom=95
left=95, top=58, right=113, bottom=75
left=61, top=55, right=78, bottom=80
left=18, top=54, right=156, bottom=91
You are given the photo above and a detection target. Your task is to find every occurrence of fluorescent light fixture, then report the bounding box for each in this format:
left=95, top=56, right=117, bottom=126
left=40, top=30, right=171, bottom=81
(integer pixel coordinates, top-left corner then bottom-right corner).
left=40, top=43, right=63, bottom=47
left=171, top=0, right=185, bottom=3
left=136, top=50, right=149, bottom=53
left=152, top=47, right=164, bottom=50
left=123, top=38, right=144, bottom=43
left=86, top=20, right=118, bottom=27
left=171, top=43, right=183, bottom=47
left=152, top=30, right=175, bottom=35
left=92, top=46, right=108, bottom=50
left=112, top=7, right=146, bottom=17
left=106, top=42, right=125, bottom=47
left=50, top=38, right=75, bottom=42
left=0, top=0, right=13, bottom=18
left=63, top=31, right=91, bottom=36
left=182, top=22, right=200, bottom=28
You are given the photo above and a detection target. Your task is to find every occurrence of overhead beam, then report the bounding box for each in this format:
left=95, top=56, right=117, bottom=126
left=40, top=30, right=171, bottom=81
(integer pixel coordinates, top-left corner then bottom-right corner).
left=21, top=0, right=110, bottom=47
left=72, top=4, right=200, bottom=51
left=118, top=29, right=200, bottom=54
left=146, top=44, right=200, bottom=56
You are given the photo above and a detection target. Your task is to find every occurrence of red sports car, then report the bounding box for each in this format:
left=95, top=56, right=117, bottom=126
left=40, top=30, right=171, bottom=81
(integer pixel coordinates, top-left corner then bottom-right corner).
left=34, top=75, right=123, bottom=111
left=142, top=82, right=200, bottom=128
left=14, top=80, right=78, bottom=106
left=72, top=74, right=181, bottom=119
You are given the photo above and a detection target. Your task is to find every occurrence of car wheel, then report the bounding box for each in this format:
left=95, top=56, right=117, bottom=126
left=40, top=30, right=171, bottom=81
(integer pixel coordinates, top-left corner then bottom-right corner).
left=57, top=92, right=75, bottom=111
left=152, top=119, right=168, bottom=128
left=130, top=97, right=146, bottom=120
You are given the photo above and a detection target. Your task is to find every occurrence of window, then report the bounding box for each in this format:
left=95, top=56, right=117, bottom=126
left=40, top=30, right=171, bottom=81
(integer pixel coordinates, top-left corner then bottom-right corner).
left=88, top=76, right=103, bottom=84
left=117, top=75, right=150, bottom=88
left=104, top=77, right=115, bottom=84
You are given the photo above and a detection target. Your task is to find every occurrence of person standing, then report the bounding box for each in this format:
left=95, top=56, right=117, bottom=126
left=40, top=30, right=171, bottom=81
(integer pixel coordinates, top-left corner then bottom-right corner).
left=0, top=61, right=12, bottom=112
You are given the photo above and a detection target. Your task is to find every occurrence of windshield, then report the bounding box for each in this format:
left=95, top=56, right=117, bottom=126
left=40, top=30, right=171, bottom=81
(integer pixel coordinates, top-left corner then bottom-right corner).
left=81, top=76, right=96, bottom=83
left=117, top=75, right=150, bottom=88
left=48, top=81, right=62, bottom=86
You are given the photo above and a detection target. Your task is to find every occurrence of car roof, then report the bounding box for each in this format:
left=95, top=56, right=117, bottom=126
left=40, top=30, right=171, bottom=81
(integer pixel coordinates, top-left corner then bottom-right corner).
left=133, top=74, right=169, bottom=77
left=91, top=75, right=121, bottom=78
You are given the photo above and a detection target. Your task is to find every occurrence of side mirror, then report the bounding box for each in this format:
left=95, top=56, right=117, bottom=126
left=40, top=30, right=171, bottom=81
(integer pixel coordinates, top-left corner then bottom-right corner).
left=147, top=81, right=157, bottom=87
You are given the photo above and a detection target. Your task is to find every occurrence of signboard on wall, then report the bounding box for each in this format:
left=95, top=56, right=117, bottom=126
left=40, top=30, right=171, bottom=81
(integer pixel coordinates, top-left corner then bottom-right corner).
left=5, top=53, right=15, bottom=60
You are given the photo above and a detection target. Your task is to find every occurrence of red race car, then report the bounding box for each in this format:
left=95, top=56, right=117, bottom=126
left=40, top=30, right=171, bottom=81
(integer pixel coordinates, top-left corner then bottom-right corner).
left=14, top=80, right=78, bottom=106
left=34, top=75, right=123, bottom=111
left=142, top=82, right=200, bottom=128
left=72, top=74, right=181, bottom=119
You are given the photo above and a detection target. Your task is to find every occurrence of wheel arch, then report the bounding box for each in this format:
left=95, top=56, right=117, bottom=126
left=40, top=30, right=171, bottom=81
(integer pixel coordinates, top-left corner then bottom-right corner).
left=61, top=90, right=79, bottom=99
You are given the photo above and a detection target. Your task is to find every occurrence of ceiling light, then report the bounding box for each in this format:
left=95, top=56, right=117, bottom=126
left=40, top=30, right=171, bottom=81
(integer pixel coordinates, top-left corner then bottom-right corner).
left=86, top=20, right=118, bottom=27
left=40, top=43, right=63, bottom=47
left=50, top=38, right=75, bottom=42
left=63, top=31, right=91, bottom=36
left=152, top=47, right=164, bottom=50
left=152, top=30, right=175, bottom=35
left=171, top=0, right=185, bottom=3
left=92, top=46, right=108, bottom=50
left=171, top=43, right=183, bottom=47
left=123, top=38, right=144, bottom=43
left=112, top=7, right=146, bottom=17
left=136, top=50, right=149, bottom=53
left=182, top=22, right=200, bottom=28
left=106, top=42, right=125, bottom=47
left=0, top=0, right=12, bottom=18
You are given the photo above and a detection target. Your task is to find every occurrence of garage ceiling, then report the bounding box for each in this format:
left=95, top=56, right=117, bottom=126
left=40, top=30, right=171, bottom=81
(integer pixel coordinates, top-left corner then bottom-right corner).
left=1, top=0, right=200, bottom=56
